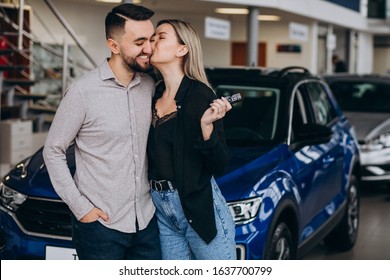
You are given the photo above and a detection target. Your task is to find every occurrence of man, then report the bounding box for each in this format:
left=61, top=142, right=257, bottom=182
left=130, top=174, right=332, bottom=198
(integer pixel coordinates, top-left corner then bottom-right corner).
left=43, top=3, right=161, bottom=260
left=332, top=54, right=348, bottom=73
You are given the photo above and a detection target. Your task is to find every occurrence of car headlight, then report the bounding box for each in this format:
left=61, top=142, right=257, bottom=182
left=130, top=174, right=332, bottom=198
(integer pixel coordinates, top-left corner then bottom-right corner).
left=0, top=182, right=28, bottom=212
left=227, top=197, right=262, bottom=225
left=361, top=133, right=390, bottom=152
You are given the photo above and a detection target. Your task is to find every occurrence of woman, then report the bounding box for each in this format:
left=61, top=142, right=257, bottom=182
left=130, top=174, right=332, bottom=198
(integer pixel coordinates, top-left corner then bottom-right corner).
left=147, top=19, right=236, bottom=260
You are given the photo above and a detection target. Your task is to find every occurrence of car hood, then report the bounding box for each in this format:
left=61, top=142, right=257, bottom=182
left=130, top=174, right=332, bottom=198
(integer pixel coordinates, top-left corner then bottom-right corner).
left=2, top=146, right=75, bottom=199
left=216, top=144, right=286, bottom=201
left=344, top=112, right=390, bottom=142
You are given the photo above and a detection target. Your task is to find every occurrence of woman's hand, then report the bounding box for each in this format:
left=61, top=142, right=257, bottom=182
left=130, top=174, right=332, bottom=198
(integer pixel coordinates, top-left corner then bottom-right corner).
left=201, top=97, right=232, bottom=140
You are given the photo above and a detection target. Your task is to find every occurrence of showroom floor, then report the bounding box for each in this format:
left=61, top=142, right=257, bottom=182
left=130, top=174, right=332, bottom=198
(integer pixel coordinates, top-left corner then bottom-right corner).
left=304, top=183, right=390, bottom=260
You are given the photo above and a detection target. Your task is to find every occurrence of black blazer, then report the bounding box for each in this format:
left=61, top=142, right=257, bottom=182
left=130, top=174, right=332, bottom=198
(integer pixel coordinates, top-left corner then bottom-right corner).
left=154, top=75, right=230, bottom=243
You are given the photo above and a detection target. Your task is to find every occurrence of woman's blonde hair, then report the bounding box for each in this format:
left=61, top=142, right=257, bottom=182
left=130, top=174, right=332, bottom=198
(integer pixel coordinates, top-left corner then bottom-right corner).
left=157, top=19, right=212, bottom=88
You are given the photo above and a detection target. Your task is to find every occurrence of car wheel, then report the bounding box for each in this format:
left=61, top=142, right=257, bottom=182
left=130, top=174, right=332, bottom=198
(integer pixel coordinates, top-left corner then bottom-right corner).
left=265, top=221, right=296, bottom=260
left=324, top=175, right=359, bottom=251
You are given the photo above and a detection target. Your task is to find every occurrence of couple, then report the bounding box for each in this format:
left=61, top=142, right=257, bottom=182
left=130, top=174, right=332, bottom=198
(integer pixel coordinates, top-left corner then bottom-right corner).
left=43, top=3, right=236, bottom=260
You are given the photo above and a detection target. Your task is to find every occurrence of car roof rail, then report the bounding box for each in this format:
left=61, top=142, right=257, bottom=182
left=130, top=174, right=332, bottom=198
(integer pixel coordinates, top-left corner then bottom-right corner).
left=278, top=66, right=311, bottom=78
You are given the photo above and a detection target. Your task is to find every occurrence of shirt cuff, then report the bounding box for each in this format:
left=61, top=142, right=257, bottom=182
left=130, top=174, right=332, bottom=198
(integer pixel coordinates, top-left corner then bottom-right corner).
left=195, top=128, right=219, bottom=150
left=70, top=195, right=95, bottom=221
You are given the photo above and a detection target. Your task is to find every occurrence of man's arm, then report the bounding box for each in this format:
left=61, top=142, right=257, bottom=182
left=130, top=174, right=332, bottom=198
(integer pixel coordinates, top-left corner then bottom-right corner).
left=42, top=84, right=95, bottom=220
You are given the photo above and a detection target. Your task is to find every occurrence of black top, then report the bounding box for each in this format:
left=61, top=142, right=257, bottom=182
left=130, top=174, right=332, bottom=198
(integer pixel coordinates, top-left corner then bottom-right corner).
left=335, top=61, right=348, bottom=73
left=147, top=99, right=176, bottom=181
left=147, top=75, right=230, bottom=243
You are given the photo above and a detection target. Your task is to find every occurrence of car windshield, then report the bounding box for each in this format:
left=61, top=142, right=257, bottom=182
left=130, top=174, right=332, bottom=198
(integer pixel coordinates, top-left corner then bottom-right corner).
left=330, top=81, right=390, bottom=113
left=215, top=85, right=280, bottom=146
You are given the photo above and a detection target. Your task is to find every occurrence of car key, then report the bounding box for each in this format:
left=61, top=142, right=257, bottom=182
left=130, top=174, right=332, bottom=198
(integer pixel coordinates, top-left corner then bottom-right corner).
left=225, top=93, right=242, bottom=104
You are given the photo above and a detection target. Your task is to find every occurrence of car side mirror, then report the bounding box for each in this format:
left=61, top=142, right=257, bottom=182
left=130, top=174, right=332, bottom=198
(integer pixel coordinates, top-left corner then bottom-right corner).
left=292, top=124, right=333, bottom=149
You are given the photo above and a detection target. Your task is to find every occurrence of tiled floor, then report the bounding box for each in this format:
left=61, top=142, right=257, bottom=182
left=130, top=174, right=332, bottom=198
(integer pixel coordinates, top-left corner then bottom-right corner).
left=304, top=183, right=390, bottom=260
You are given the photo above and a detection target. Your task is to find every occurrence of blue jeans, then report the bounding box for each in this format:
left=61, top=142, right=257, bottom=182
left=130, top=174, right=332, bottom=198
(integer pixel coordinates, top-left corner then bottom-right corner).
left=151, top=178, right=236, bottom=260
left=71, top=215, right=161, bottom=260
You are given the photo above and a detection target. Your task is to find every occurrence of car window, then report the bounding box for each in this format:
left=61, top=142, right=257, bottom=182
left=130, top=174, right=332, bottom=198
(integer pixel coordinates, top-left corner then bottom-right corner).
left=215, top=85, right=280, bottom=146
left=329, top=81, right=390, bottom=113
left=305, top=82, right=337, bottom=126
left=289, top=88, right=311, bottom=143
left=291, top=89, right=308, bottom=127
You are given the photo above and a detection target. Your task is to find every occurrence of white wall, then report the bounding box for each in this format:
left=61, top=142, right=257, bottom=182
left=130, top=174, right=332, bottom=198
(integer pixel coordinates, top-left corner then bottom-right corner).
left=356, top=31, right=373, bottom=74
left=373, top=48, right=390, bottom=74
left=230, top=18, right=313, bottom=69
left=265, top=22, right=313, bottom=69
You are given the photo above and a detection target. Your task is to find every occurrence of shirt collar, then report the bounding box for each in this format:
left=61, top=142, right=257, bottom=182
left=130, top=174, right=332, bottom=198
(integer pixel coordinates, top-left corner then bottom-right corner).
left=174, top=76, right=192, bottom=103
left=155, top=75, right=192, bottom=100
left=99, top=59, right=115, bottom=81
left=99, top=59, right=142, bottom=86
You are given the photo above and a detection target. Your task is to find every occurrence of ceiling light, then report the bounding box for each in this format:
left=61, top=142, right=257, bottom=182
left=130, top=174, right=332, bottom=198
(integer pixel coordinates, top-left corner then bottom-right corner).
left=215, top=8, right=280, bottom=21
left=215, top=8, right=249, bottom=15
left=258, top=15, right=281, bottom=21
left=96, top=0, right=122, bottom=3
left=96, top=0, right=142, bottom=3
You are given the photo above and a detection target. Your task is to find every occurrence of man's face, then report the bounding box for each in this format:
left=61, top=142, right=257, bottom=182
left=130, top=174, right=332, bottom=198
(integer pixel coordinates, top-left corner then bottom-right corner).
left=117, top=19, right=155, bottom=72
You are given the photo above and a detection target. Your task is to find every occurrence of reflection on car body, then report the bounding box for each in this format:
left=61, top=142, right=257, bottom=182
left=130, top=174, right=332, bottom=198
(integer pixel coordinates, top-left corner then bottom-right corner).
left=0, top=66, right=360, bottom=260
left=324, top=74, right=390, bottom=184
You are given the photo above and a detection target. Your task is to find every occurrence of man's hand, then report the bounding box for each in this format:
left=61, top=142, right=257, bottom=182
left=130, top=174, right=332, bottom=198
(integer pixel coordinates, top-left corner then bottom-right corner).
left=80, top=207, right=109, bottom=223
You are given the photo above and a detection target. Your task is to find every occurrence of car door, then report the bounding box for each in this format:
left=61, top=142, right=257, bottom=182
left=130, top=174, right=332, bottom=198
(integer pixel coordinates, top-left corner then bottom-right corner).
left=290, top=81, right=344, bottom=241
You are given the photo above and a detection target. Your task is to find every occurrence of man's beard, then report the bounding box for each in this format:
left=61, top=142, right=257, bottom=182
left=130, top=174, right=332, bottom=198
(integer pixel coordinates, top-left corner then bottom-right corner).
left=121, top=53, right=151, bottom=73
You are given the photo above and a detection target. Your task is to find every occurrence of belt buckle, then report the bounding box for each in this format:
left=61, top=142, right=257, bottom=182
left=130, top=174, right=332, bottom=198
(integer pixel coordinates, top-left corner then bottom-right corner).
left=151, top=180, right=164, bottom=192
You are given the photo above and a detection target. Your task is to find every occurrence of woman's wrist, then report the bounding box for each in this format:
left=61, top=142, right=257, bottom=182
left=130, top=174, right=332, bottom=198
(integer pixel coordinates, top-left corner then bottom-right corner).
left=201, top=122, right=213, bottom=140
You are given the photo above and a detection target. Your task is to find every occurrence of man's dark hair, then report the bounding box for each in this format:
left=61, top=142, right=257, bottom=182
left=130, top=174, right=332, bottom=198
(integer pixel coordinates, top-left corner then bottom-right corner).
left=105, top=4, right=154, bottom=39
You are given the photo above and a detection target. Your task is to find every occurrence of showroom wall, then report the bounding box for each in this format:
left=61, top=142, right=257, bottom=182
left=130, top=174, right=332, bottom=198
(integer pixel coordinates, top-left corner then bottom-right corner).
left=28, top=0, right=316, bottom=69
left=26, top=0, right=384, bottom=74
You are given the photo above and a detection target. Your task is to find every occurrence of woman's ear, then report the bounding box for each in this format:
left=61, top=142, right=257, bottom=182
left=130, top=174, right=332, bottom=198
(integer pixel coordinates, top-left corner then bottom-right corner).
left=176, top=46, right=188, bottom=57
left=107, top=38, right=120, bottom=54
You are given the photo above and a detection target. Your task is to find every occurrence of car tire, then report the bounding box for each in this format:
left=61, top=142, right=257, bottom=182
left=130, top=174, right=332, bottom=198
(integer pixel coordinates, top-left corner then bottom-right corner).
left=324, top=175, right=359, bottom=251
left=265, top=221, right=296, bottom=260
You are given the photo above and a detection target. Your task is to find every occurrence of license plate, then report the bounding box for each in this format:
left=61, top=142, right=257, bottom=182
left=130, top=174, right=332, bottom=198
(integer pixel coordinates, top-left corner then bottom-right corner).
left=45, top=246, right=78, bottom=260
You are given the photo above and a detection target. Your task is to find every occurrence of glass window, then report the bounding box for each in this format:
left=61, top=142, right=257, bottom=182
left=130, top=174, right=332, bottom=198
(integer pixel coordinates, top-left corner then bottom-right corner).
left=215, top=85, right=280, bottom=146
left=291, top=90, right=308, bottom=129
left=306, top=82, right=337, bottom=126
left=330, top=81, right=390, bottom=113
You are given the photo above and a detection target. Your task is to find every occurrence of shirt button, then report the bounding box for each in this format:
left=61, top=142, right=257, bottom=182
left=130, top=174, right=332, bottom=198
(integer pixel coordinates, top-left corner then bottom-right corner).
left=189, top=219, right=192, bottom=223
left=136, top=177, right=139, bottom=180
left=134, top=155, right=138, bottom=159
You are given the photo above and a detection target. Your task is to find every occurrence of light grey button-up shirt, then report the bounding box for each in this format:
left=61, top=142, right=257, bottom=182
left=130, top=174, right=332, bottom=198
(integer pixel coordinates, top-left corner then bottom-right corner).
left=43, top=60, right=155, bottom=233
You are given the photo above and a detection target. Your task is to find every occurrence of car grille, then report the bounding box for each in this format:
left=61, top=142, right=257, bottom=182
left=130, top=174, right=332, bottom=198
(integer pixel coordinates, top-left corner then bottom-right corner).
left=15, top=198, right=72, bottom=237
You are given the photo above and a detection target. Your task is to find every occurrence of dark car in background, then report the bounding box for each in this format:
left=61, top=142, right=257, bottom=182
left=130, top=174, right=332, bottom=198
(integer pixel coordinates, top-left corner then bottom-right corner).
left=1, top=66, right=360, bottom=260
left=324, top=74, right=390, bottom=186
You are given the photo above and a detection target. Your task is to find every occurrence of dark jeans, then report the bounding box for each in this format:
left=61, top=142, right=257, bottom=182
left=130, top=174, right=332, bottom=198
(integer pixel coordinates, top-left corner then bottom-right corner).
left=71, top=215, right=162, bottom=260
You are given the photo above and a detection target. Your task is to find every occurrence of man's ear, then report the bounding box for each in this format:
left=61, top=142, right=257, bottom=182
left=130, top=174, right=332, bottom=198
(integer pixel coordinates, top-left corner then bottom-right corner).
left=107, top=38, right=120, bottom=54
left=176, top=46, right=188, bottom=57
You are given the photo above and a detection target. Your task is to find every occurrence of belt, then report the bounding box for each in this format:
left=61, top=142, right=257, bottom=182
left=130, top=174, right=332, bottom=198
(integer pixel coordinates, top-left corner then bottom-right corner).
left=150, top=180, right=176, bottom=192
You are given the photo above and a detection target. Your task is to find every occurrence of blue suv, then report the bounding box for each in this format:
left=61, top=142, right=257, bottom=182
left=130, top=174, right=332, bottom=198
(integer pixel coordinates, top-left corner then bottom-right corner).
left=0, top=66, right=360, bottom=259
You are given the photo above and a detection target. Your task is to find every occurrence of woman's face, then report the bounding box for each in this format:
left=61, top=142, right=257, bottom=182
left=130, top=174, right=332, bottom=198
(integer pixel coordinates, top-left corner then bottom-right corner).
left=150, top=23, right=184, bottom=66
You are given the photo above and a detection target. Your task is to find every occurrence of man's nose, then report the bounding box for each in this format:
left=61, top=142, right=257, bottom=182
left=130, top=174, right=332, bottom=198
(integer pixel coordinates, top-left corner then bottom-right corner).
left=143, top=41, right=152, bottom=54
